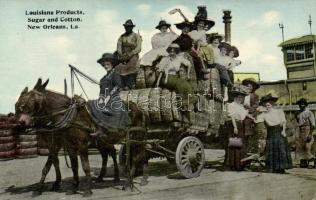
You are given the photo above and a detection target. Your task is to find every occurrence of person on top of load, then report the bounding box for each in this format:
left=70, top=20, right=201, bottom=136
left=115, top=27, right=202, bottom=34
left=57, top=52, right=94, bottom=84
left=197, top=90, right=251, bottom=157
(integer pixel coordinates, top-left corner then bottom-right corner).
left=156, top=43, right=197, bottom=110
left=173, top=20, right=208, bottom=81
left=188, top=6, right=215, bottom=80
left=140, top=20, right=178, bottom=67
left=116, top=19, right=142, bottom=90
left=295, top=98, right=315, bottom=168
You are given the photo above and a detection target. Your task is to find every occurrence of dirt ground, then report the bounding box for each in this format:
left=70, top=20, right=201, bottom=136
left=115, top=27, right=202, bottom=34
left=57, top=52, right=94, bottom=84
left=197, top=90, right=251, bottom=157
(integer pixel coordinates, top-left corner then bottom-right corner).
left=0, top=149, right=316, bottom=200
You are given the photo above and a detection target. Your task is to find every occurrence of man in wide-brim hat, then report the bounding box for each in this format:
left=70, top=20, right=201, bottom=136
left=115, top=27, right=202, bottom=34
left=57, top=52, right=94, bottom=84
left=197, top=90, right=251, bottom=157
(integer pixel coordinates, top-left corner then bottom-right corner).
left=295, top=97, right=315, bottom=168
left=116, top=19, right=142, bottom=90
left=259, top=93, right=278, bottom=105
left=242, top=78, right=260, bottom=92
left=155, top=20, right=171, bottom=29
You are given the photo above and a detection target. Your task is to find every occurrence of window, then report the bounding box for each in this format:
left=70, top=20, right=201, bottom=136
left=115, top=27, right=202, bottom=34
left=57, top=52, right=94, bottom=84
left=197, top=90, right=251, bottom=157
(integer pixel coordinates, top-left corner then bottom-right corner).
left=305, top=43, right=314, bottom=59
left=295, top=45, right=305, bottom=60
left=286, top=47, right=295, bottom=61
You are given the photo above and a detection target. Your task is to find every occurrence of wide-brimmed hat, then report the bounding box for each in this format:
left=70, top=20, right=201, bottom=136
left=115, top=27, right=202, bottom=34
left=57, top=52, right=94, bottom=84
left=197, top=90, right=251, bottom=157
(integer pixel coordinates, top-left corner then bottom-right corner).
left=97, top=53, right=115, bottom=65
left=207, top=33, right=224, bottom=43
left=296, top=98, right=308, bottom=106
left=166, top=43, right=180, bottom=53
left=260, top=94, right=278, bottom=104
left=175, top=21, right=193, bottom=30
left=241, top=78, right=260, bottom=91
left=193, top=18, right=215, bottom=31
left=193, top=6, right=215, bottom=31
left=156, top=20, right=171, bottom=29
left=230, top=85, right=248, bottom=97
left=229, top=46, right=239, bottom=57
left=218, top=42, right=231, bottom=50
left=123, top=19, right=135, bottom=27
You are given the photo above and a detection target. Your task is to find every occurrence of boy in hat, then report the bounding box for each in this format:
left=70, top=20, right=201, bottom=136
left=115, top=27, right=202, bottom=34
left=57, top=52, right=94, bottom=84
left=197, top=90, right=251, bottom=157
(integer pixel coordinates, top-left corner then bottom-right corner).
left=116, top=19, right=142, bottom=90
left=295, top=98, right=315, bottom=168
left=207, top=32, right=223, bottom=61
left=140, top=20, right=177, bottom=67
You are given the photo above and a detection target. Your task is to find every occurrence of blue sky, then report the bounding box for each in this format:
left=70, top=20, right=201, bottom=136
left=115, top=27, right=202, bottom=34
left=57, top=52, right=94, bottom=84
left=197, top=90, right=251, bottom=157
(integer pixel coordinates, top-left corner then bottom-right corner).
left=0, top=0, right=315, bottom=113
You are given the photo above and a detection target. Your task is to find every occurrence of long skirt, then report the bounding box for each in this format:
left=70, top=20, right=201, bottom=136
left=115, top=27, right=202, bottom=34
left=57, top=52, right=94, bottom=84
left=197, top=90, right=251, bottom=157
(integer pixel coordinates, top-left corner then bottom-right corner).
left=224, top=120, right=247, bottom=171
left=296, top=125, right=314, bottom=160
left=265, top=125, right=292, bottom=171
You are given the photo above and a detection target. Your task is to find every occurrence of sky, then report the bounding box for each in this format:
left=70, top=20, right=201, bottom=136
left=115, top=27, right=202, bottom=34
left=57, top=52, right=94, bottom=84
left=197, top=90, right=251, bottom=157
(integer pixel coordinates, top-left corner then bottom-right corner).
left=0, top=0, right=315, bottom=113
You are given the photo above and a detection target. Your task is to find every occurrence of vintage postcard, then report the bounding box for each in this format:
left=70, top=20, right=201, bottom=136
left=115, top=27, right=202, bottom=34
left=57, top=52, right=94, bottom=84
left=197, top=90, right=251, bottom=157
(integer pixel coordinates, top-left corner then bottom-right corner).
left=0, top=0, right=316, bottom=199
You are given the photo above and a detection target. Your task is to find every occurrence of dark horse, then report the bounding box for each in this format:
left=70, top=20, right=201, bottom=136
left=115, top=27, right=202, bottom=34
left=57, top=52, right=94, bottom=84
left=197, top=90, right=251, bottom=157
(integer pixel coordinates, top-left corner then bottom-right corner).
left=15, top=78, right=142, bottom=196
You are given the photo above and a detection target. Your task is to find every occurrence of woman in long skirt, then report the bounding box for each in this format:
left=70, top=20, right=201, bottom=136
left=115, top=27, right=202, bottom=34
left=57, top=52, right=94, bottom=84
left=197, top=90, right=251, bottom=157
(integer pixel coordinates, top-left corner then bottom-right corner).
left=258, top=94, right=292, bottom=173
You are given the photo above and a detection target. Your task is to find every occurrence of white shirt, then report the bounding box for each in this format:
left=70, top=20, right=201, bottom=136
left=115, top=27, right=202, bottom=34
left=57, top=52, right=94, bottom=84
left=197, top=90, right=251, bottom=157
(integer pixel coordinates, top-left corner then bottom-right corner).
left=215, top=55, right=231, bottom=68
left=157, top=54, right=191, bottom=75
left=296, top=108, right=315, bottom=126
left=227, top=57, right=241, bottom=70
left=151, top=32, right=178, bottom=49
left=227, top=101, right=249, bottom=121
left=258, top=108, right=286, bottom=126
left=188, top=30, right=207, bottom=46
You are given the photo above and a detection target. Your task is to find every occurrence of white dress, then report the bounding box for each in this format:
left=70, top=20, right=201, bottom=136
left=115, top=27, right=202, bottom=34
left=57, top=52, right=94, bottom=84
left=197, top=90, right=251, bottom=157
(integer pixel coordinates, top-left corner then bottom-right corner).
left=227, top=101, right=249, bottom=121
left=140, top=32, right=178, bottom=66
left=157, top=54, right=191, bottom=75
left=188, top=30, right=208, bottom=46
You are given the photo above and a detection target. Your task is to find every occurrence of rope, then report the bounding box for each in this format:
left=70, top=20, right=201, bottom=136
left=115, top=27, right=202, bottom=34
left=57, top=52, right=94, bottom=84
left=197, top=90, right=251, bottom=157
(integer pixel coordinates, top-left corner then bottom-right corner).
left=73, top=70, right=89, bottom=100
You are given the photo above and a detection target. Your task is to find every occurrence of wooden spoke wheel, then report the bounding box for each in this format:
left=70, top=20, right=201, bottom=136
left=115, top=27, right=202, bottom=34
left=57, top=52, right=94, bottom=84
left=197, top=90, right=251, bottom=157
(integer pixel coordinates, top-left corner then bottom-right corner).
left=175, top=136, right=205, bottom=178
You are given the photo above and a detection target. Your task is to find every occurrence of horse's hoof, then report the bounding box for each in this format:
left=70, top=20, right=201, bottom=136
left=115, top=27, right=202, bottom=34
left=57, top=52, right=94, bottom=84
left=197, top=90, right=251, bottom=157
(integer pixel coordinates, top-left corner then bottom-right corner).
left=51, top=183, right=61, bottom=191
left=66, top=190, right=77, bottom=195
left=114, top=177, right=120, bottom=183
left=140, top=179, right=148, bottom=186
left=32, top=190, right=42, bottom=197
left=82, top=190, right=93, bottom=197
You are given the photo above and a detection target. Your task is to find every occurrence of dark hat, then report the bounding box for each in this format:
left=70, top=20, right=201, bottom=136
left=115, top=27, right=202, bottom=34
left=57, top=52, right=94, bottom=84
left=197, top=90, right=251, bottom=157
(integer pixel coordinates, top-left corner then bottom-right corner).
left=193, top=6, right=215, bottom=31
left=296, top=98, right=308, bottom=106
left=207, top=33, right=224, bottom=43
left=260, top=94, right=278, bottom=104
left=229, top=46, right=239, bottom=58
left=166, top=43, right=180, bottom=54
left=218, top=42, right=231, bottom=50
left=193, top=18, right=215, bottom=31
left=97, top=53, right=115, bottom=65
left=230, top=85, right=248, bottom=97
left=241, top=78, right=260, bottom=91
left=123, top=19, right=135, bottom=27
left=156, top=20, right=171, bottom=29
left=175, top=21, right=193, bottom=30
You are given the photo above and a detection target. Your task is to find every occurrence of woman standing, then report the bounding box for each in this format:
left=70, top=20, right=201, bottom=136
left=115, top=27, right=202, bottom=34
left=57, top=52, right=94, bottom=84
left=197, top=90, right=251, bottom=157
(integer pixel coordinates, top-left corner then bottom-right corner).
left=258, top=94, right=292, bottom=173
left=225, top=87, right=253, bottom=171
left=140, top=20, right=177, bottom=67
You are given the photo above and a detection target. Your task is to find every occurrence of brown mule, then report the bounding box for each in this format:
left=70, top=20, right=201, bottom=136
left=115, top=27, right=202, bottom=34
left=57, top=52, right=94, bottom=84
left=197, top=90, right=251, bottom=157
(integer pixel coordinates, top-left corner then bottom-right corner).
left=15, top=78, right=135, bottom=197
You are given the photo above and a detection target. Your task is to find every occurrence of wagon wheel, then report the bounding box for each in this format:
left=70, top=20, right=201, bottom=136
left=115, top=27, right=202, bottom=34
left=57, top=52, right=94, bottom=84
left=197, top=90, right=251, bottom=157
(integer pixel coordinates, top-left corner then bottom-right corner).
left=175, top=136, right=205, bottom=178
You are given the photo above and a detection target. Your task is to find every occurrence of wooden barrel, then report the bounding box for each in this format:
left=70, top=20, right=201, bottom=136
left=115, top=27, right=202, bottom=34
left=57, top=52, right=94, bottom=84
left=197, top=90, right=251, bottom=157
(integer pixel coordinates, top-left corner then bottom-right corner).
left=210, top=68, right=222, bottom=97
left=136, top=66, right=146, bottom=89
left=17, top=132, right=38, bottom=159
left=144, top=66, right=157, bottom=88
left=0, top=121, right=16, bottom=160
left=149, top=88, right=161, bottom=122
left=160, top=89, right=173, bottom=122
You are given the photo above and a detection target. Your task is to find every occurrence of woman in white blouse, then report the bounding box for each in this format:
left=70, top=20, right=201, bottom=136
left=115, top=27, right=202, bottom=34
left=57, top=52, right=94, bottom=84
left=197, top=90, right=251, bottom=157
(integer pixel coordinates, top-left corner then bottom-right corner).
left=140, top=20, right=178, bottom=67
left=224, top=88, right=254, bottom=171
left=257, top=94, right=292, bottom=173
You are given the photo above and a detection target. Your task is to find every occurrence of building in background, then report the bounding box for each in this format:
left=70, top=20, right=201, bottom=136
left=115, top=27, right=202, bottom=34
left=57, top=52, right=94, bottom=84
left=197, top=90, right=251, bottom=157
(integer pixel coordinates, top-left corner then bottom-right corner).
left=255, top=34, right=316, bottom=118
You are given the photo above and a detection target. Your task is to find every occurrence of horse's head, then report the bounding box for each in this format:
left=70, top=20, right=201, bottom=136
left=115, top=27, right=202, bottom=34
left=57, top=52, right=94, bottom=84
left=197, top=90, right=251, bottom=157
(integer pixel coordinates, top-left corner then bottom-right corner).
left=15, top=78, right=49, bottom=126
